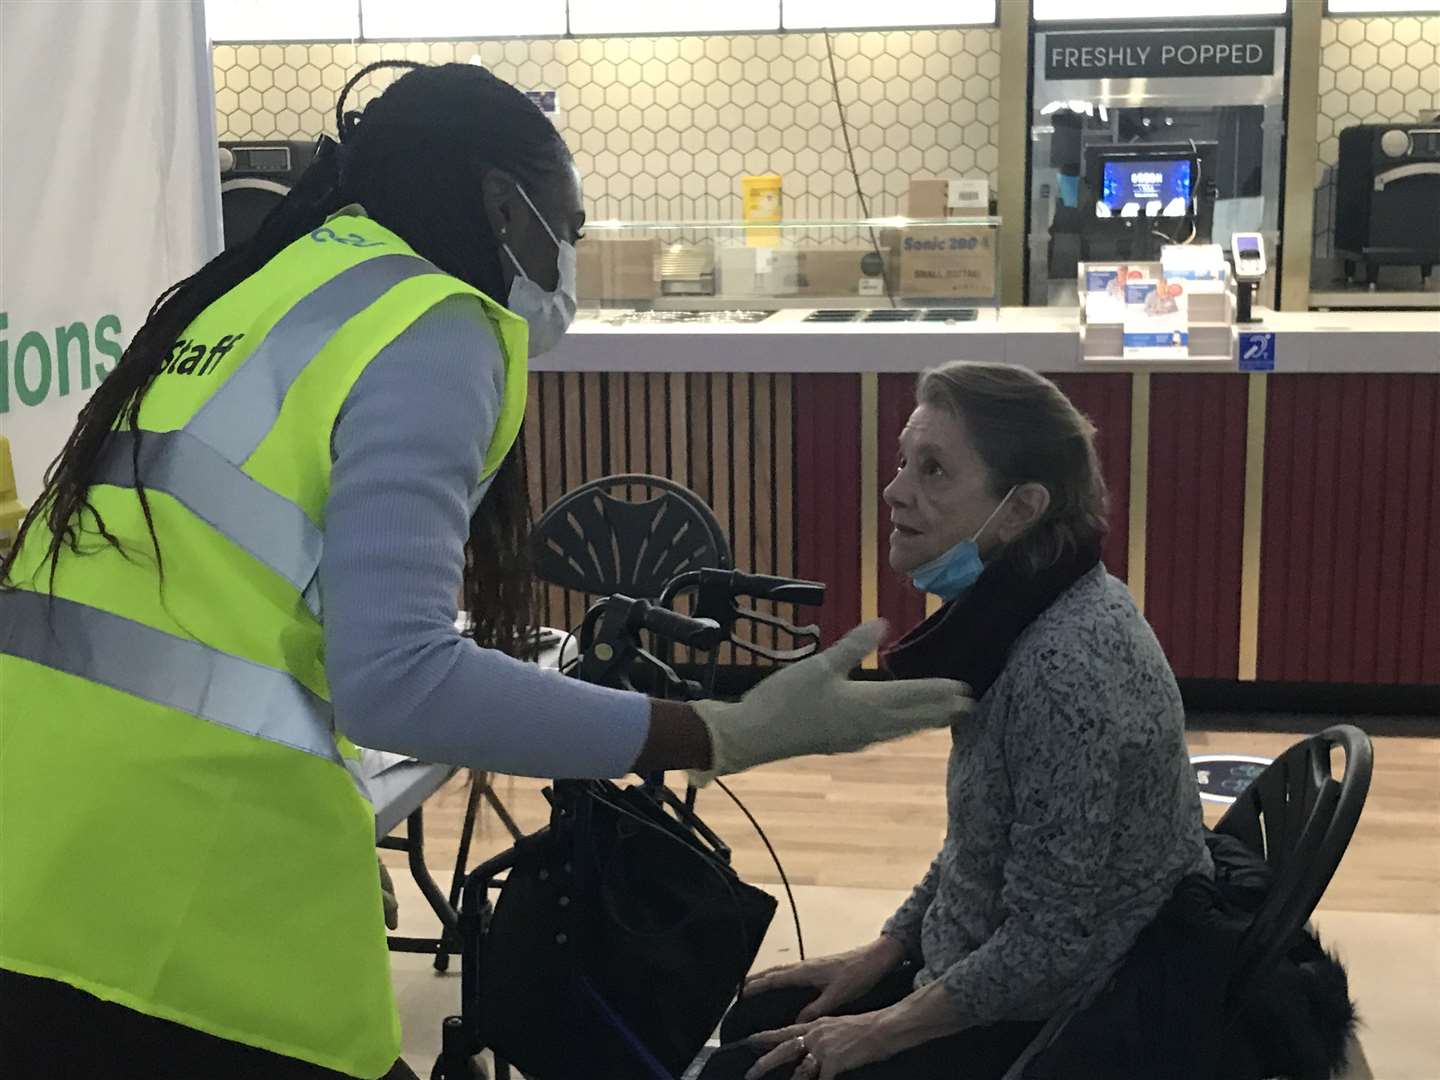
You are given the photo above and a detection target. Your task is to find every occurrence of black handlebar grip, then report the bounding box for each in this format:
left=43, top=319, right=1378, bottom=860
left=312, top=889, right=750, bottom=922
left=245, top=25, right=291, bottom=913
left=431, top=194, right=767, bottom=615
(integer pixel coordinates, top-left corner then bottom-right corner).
left=731, top=572, right=827, bottom=607
left=637, top=603, right=724, bottom=650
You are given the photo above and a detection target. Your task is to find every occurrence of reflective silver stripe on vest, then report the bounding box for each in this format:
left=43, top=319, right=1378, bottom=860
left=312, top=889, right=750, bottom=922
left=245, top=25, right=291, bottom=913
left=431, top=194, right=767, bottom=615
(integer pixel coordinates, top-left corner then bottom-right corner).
left=94, top=429, right=323, bottom=606
left=0, top=590, right=341, bottom=766
left=343, top=756, right=374, bottom=806
left=186, top=252, right=437, bottom=465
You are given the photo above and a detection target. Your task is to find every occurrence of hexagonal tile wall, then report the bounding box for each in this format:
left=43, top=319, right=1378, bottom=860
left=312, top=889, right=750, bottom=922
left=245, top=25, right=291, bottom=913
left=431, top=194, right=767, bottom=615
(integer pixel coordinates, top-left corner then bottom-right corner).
left=1313, top=16, right=1440, bottom=256
left=213, top=29, right=1000, bottom=223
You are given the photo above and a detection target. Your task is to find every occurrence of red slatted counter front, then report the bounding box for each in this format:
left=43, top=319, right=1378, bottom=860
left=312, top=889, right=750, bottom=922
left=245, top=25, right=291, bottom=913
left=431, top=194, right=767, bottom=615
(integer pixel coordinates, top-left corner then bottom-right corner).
left=1259, top=374, right=1440, bottom=686
left=523, top=367, right=1437, bottom=698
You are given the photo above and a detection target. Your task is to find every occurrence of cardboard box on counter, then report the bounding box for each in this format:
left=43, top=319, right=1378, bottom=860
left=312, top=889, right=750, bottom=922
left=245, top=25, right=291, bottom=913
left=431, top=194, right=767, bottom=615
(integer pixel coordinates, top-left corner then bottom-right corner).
left=717, top=246, right=875, bottom=297
left=908, top=179, right=951, bottom=220
left=895, top=225, right=996, bottom=300
left=577, top=237, right=659, bottom=303
left=715, top=248, right=779, bottom=296
left=792, top=247, right=874, bottom=295
left=907, top=177, right=991, bottom=219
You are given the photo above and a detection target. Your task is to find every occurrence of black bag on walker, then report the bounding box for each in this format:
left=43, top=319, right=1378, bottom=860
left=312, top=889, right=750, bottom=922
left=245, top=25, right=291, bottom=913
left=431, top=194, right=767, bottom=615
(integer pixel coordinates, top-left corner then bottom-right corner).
left=478, top=780, right=777, bottom=1080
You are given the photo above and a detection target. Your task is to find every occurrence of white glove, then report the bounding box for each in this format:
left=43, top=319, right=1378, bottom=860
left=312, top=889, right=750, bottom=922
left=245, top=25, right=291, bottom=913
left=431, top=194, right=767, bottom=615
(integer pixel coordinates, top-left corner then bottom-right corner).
left=688, top=620, right=972, bottom=785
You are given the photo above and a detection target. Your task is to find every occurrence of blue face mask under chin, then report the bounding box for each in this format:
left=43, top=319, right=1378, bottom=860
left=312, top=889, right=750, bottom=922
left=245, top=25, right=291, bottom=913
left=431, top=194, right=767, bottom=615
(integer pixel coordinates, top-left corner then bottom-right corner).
left=909, top=487, right=1017, bottom=602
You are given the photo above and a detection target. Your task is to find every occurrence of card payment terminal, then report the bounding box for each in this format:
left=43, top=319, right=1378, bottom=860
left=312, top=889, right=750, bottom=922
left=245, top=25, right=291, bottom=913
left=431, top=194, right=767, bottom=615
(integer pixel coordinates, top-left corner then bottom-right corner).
left=1231, top=232, right=1266, bottom=322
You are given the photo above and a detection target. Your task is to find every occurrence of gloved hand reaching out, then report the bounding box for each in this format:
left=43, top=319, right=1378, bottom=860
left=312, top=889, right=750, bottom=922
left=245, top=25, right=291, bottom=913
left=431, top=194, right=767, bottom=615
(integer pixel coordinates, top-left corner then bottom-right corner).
left=688, top=620, right=971, bottom=785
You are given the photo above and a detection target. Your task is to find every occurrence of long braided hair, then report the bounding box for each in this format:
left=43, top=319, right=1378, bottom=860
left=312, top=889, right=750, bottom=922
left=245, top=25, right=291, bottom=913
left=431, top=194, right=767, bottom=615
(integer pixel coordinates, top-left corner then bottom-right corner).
left=2, top=61, right=569, bottom=656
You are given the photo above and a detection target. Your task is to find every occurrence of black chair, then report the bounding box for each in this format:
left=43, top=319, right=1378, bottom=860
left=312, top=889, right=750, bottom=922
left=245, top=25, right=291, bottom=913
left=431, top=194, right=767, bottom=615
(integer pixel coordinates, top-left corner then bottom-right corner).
left=532, top=473, right=733, bottom=600
left=1214, top=724, right=1374, bottom=992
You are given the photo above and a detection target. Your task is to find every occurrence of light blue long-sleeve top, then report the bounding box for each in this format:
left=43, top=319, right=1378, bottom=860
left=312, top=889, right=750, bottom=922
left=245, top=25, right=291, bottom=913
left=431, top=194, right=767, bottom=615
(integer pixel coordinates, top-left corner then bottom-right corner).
left=320, top=294, right=650, bottom=778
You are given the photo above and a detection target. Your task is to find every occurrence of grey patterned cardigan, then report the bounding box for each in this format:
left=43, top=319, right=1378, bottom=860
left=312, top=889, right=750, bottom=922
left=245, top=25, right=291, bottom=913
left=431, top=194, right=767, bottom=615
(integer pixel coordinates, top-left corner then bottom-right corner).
left=881, top=564, right=1214, bottom=1029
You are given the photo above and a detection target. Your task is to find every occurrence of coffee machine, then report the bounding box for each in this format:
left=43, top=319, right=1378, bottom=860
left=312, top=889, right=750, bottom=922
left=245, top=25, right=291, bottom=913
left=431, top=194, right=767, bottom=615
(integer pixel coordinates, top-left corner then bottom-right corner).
left=218, top=140, right=318, bottom=252
left=1334, top=123, right=1440, bottom=288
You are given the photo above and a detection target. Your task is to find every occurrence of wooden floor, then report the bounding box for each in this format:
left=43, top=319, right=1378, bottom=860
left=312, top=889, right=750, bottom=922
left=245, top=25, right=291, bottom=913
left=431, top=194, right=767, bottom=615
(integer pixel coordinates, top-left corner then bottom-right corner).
left=386, top=718, right=1440, bottom=1078
left=383, top=721, right=1440, bottom=917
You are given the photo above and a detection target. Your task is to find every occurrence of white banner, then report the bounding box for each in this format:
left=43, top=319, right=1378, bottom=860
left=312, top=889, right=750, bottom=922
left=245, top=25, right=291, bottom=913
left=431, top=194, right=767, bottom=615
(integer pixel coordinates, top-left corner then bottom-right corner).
left=0, top=0, right=222, bottom=501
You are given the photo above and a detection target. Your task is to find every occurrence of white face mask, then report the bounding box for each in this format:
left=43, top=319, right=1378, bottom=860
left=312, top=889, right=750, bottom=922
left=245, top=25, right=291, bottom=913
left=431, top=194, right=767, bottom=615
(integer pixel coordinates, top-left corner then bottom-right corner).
left=501, top=184, right=577, bottom=358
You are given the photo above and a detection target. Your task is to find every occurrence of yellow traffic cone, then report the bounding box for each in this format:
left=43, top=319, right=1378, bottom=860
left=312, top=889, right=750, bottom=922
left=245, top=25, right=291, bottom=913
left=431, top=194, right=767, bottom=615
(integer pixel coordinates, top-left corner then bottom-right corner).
left=0, top=436, right=28, bottom=553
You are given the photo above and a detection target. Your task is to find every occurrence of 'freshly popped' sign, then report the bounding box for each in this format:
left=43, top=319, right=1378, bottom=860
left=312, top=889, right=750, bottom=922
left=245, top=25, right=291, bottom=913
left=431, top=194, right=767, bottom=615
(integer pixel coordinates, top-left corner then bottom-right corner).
left=1045, top=28, right=1276, bottom=80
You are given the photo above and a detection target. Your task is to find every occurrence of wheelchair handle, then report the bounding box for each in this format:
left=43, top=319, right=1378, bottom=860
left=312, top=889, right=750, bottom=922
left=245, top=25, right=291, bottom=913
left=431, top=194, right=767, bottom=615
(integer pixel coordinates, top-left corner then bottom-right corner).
left=628, top=598, right=723, bottom=650
left=662, top=568, right=827, bottom=609
left=720, top=570, right=826, bottom=607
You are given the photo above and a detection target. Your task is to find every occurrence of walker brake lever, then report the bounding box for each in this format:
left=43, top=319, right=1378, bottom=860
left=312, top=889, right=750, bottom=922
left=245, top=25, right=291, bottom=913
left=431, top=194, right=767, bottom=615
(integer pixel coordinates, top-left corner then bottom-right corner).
left=632, top=645, right=705, bottom=701
left=734, top=606, right=822, bottom=642
left=730, top=637, right=821, bottom=664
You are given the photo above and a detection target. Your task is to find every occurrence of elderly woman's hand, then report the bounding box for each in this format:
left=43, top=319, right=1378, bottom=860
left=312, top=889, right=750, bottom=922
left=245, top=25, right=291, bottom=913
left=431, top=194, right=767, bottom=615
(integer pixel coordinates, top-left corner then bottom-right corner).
left=743, top=936, right=907, bottom=1022
left=744, top=1013, right=897, bottom=1080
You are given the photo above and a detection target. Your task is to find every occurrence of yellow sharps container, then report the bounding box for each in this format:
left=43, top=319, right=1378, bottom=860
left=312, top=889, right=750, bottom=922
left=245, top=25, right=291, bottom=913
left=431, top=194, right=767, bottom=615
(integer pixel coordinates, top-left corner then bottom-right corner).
left=742, top=174, right=782, bottom=248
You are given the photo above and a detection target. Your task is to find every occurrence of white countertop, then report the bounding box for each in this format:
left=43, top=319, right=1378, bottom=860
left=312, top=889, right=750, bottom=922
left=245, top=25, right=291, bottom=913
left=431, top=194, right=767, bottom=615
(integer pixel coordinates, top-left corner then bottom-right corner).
left=534, top=307, right=1439, bottom=374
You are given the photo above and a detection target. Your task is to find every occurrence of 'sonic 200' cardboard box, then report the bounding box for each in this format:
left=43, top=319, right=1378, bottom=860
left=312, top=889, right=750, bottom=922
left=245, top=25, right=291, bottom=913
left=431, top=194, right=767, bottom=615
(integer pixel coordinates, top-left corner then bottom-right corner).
left=888, top=226, right=997, bottom=300
left=897, top=177, right=996, bottom=300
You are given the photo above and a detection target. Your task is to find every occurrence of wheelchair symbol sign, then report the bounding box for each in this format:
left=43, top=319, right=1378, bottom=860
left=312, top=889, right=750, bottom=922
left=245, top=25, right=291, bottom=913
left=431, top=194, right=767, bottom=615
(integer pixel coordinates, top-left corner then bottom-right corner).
left=1238, top=331, right=1276, bottom=371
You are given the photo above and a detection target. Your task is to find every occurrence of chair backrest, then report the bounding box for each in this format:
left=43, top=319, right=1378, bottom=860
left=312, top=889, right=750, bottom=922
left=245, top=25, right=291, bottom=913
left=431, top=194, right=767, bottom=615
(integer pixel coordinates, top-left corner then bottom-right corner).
left=531, top=474, right=732, bottom=600
left=1214, top=724, right=1373, bottom=987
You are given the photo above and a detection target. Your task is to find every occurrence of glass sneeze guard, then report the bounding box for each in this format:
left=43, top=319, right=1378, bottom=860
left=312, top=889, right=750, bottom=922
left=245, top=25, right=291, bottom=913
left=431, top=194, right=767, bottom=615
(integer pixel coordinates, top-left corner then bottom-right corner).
left=576, top=216, right=1001, bottom=316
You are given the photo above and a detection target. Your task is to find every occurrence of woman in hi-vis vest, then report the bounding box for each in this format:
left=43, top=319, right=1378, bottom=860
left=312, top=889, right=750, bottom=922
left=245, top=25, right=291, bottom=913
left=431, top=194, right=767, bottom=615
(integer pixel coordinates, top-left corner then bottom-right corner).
left=0, top=63, right=970, bottom=1079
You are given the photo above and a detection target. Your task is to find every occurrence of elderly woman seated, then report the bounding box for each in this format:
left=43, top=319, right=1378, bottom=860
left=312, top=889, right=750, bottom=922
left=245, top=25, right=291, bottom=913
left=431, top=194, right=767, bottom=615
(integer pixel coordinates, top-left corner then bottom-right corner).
left=701, top=362, right=1212, bottom=1080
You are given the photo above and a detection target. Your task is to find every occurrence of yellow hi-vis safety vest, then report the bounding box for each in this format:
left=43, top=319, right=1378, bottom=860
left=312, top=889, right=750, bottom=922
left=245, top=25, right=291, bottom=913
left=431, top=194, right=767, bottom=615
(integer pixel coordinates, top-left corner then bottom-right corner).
left=0, top=214, right=528, bottom=1077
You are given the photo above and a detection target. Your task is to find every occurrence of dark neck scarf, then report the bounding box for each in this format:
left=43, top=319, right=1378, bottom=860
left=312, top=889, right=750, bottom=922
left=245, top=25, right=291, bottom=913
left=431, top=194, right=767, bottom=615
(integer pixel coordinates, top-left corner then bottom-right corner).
left=881, top=539, right=1104, bottom=694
